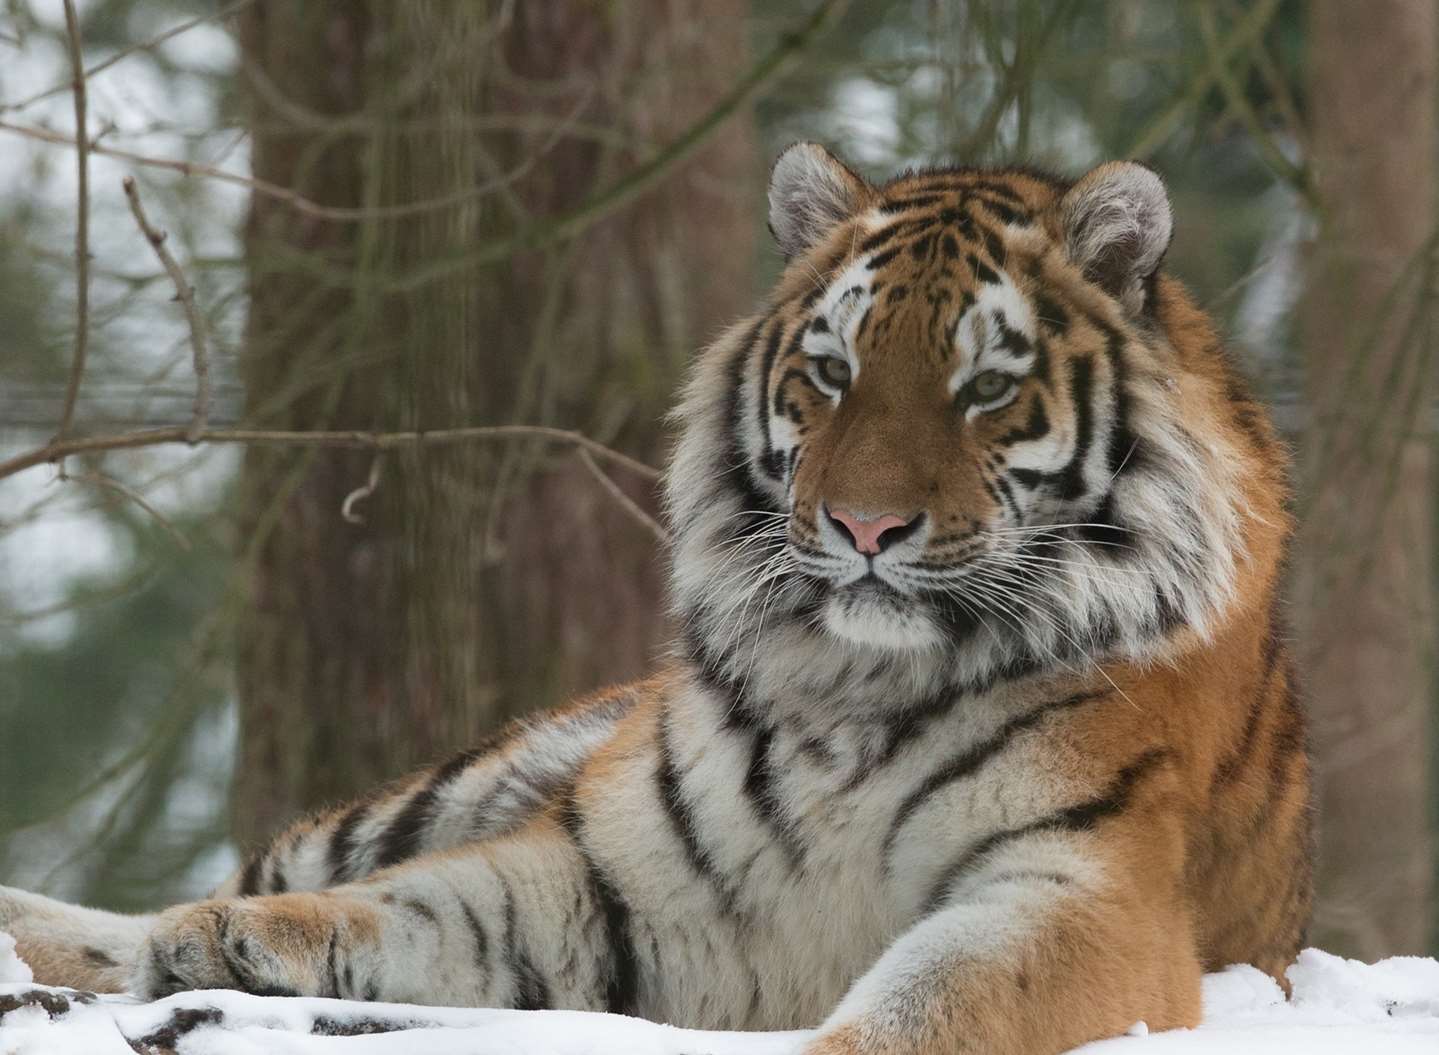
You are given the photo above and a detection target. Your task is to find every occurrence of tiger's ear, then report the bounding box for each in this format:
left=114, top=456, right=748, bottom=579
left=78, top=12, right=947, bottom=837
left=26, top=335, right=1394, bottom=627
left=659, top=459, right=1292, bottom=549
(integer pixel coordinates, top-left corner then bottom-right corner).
left=1059, top=161, right=1172, bottom=314
left=768, top=142, right=871, bottom=260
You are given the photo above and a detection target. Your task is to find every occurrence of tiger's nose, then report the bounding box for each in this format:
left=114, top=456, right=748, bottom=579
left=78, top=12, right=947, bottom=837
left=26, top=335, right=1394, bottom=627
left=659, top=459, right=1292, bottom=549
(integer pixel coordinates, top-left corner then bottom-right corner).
left=826, top=507, right=920, bottom=555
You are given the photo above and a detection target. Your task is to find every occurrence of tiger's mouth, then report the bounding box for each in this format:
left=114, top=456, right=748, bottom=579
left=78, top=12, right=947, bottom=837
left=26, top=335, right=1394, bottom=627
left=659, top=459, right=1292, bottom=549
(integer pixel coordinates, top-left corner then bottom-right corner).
left=818, top=571, right=945, bottom=651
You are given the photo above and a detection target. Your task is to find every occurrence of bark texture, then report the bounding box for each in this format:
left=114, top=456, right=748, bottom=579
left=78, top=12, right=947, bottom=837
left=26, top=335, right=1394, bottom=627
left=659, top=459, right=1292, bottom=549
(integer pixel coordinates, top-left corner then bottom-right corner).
left=1298, top=0, right=1436, bottom=957
left=231, top=1, right=756, bottom=846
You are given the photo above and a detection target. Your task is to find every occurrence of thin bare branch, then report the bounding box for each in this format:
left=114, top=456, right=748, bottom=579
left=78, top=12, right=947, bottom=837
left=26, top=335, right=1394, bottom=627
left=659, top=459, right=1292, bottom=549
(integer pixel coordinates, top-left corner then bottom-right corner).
left=76, top=471, right=191, bottom=551
left=1195, top=5, right=1317, bottom=208
left=0, top=118, right=393, bottom=221
left=576, top=448, right=668, bottom=542
left=0, top=423, right=661, bottom=486
left=0, top=0, right=850, bottom=255
left=121, top=176, right=212, bottom=441
left=388, top=0, right=852, bottom=291
left=1124, top=0, right=1284, bottom=159
left=53, top=0, right=90, bottom=443
left=0, top=0, right=258, bottom=114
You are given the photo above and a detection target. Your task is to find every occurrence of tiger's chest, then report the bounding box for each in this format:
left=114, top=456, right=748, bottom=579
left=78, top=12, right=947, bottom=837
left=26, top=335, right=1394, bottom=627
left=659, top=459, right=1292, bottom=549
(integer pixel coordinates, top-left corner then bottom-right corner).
left=658, top=686, right=1083, bottom=1021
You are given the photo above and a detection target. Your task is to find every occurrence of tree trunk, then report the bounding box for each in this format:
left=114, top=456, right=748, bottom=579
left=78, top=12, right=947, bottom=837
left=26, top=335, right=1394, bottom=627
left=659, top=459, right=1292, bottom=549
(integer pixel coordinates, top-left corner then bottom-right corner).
left=231, top=1, right=755, bottom=846
left=1298, top=0, right=1436, bottom=957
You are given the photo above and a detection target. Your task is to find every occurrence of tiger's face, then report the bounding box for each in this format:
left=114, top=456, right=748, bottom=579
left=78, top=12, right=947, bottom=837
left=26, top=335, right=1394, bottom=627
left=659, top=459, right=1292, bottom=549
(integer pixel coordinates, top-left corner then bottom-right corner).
left=668, top=145, right=1254, bottom=696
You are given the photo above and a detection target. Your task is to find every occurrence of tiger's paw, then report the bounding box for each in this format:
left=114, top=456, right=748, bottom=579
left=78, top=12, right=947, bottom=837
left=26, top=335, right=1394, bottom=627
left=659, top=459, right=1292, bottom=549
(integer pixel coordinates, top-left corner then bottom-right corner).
left=140, top=894, right=368, bottom=999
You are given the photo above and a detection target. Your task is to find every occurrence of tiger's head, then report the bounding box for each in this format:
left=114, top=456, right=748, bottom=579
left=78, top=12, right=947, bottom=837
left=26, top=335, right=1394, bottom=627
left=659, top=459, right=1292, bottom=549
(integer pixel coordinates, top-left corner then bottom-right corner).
left=668, top=144, right=1281, bottom=701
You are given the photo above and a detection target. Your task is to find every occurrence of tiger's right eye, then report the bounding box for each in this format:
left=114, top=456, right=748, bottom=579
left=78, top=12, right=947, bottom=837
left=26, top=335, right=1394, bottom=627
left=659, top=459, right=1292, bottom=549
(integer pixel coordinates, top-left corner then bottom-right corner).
left=814, top=357, right=852, bottom=391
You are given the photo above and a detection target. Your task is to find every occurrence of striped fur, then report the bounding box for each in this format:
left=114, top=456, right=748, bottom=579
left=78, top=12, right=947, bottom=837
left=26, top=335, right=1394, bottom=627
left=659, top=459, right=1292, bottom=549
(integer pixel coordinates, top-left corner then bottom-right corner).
left=0, top=149, right=1308, bottom=1055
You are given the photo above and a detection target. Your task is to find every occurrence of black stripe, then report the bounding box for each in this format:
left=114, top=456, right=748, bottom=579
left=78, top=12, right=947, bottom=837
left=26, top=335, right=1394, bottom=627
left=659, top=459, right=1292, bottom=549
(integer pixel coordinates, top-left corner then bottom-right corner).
left=879, top=193, right=944, bottom=213
left=968, top=253, right=1000, bottom=285
left=83, top=946, right=118, bottom=968
left=655, top=709, right=737, bottom=913
left=854, top=304, right=875, bottom=342
left=1074, top=493, right=1133, bottom=551
left=922, top=747, right=1171, bottom=913
left=866, top=245, right=901, bottom=270
left=1057, top=355, right=1095, bottom=500
left=558, top=793, right=640, bottom=1015
left=756, top=317, right=794, bottom=480
left=325, top=927, right=340, bottom=998
left=1033, top=293, right=1069, bottom=336
left=967, top=180, right=1026, bottom=203
left=979, top=223, right=1007, bottom=267
left=327, top=802, right=369, bottom=885
left=970, top=193, right=1028, bottom=226
left=998, top=397, right=1049, bottom=447
left=499, top=877, right=551, bottom=1011
left=1212, top=608, right=1283, bottom=790
left=719, top=320, right=782, bottom=542
left=238, top=854, right=265, bottom=896
left=399, top=897, right=439, bottom=924
left=858, top=218, right=925, bottom=255
left=1100, top=328, right=1135, bottom=481
left=741, top=726, right=805, bottom=868
left=992, top=473, right=1022, bottom=522
left=993, top=314, right=1032, bottom=358
left=883, top=690, right=1108, bottom=866
left=847, top=689, right=962, bottom=790
left=459, top=899, right=491, bottom=993
left=375, top=747, right=485, bottom=870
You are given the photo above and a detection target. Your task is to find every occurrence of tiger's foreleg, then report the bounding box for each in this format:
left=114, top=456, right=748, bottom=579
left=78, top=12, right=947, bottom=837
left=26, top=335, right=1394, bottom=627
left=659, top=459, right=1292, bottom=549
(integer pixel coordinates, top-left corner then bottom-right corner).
left=138, top=812, right=622, bottom=1011
left=808, top=825, right=1201, bottom=1054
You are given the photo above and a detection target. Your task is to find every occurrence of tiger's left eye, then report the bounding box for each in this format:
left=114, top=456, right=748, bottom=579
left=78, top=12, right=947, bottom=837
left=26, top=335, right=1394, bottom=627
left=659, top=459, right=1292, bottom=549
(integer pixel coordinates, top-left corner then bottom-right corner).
left=815, top=357, right=852, bottom=390
left=971, top=370, right=1014, bottom=403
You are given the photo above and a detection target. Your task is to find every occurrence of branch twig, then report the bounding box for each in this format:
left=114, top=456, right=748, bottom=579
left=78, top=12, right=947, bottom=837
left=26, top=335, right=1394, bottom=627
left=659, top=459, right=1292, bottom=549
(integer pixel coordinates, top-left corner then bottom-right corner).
left=0, top=424, right=661, bottom=486
left=1124, top=0, right=1284, bottom=159
left=76, top=471, right=191, bottom=551
left=384, top=0, right=852, bottom=291
left=0, top=0, right=849, bottom=252
left=53, top=0, right=90, bottom=444
left=122, top=176, right=212, bottom=441
left=0, top=0, right=258, bottom=115
left=576, top=448, right=668, bottom=542
left=340, top=454, right=383, bottom=525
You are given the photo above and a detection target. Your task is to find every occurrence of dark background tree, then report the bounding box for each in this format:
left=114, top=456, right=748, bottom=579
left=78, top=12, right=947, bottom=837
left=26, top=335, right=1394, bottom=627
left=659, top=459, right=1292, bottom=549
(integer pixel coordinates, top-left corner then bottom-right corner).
left=231, top=0, right=757, bottom=845
left=1297, top=0, right=1435, bottom=958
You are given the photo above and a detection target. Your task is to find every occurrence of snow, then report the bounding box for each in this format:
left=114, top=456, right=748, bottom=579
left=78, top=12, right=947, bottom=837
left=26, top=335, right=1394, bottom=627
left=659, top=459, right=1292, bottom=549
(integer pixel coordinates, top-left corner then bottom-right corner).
left=1, top=938, right=1436, bottom=1054
left=0, top=934, right=31, bottom=985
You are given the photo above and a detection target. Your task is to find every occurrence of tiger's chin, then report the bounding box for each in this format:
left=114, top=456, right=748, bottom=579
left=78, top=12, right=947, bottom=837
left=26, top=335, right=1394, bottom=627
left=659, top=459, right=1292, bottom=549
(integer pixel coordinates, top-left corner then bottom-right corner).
left=821, top=582, right=944, bottom=652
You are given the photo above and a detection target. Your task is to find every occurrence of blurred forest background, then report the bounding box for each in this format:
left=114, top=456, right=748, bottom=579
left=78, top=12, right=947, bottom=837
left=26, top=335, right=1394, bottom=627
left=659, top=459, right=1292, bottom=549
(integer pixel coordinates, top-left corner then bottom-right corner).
left=0, top=0, right=1433, bottom=960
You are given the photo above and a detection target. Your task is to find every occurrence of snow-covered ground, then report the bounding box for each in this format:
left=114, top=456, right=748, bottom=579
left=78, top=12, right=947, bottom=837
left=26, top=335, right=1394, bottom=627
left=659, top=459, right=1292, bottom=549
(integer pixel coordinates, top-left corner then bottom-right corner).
left=1, top=936, right=1436, bottom=1055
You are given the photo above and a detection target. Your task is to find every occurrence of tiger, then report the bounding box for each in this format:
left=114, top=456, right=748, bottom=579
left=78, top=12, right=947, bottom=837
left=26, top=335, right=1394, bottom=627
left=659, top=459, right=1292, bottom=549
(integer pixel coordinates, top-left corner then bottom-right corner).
left=0, top=143, right=1310, bottom=1055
